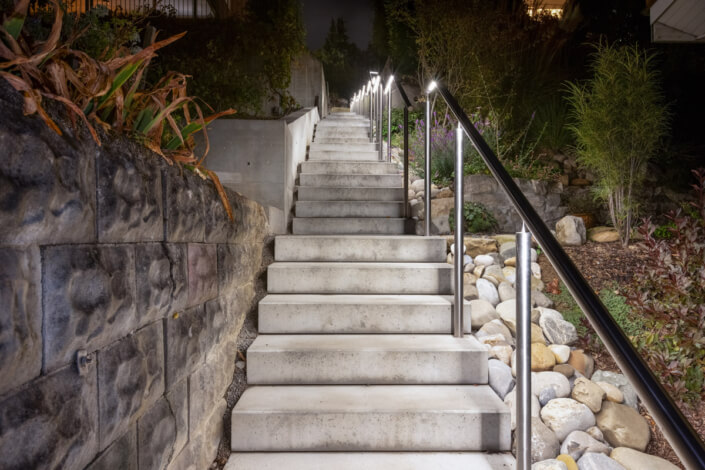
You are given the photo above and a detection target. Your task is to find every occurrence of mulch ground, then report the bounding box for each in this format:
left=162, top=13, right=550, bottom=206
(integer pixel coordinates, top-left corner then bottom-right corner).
left=538, top=240, right=703, bottom=469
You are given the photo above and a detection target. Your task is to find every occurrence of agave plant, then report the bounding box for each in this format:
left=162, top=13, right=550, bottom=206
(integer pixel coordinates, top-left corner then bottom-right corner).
left=0, top=0, right=235, bottom=220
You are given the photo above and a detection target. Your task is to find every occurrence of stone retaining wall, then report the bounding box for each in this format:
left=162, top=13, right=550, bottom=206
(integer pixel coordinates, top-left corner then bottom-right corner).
left=464, top=174, right=566, bottom=232
left=0, top=83, right=268, bottom=470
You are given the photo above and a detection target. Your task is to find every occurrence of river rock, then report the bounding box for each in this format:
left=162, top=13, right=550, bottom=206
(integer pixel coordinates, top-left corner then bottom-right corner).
left=591, top=371, right=637, bottom=409
left=610, top=447, right=680, bottom=470
left=536, top=307, right=564, bottom=322
left=531, top=343, right=557, bottom=372
left=464, top=272, right=478, bottom=285
left=596, top=402, right=650, bottom=451
left=504, top=256, right=516, bottom=266
left=533, top=459, right=568, bottom=470
left=561, top=430, right=610, bottom=460
left=596, top=381, right=623, bottom=403
left=577, top=453, right=626, bottom=470
left=540, top=398, right=596, bottom=441
left=410, top=179, right=425, bottom=192
left=531, top=262, right=542, bottom=279
left=532, top=417, right=561, bottom=462
left=488, top=359, right=514, bottom=400
left=498, top=282, right=516, bottom=302
left=476, top=278, right=500, bottom=306
left=490, top=344, right=513, bottom=365
left=477, top=319, right=514, bottom=345
left=588, top=227, right=620, bottom=243
left=553, top=364, right=575, bottom=378
left=503, top=266, right=516, bottom=283
left=499, top=242, right=516, bottom=259
left=539, top=387, right=557, bottom=406
left=556, top=455, right=579, bottom=470
left=534, top=371, right=571, bottom=398
left=549, top=344, right=571, bottom=364
left=474, top=254, right=495, bottom=266
left=504, top=388, right=541, bottom=430
left=540, top=316, right=579, bottom=346
left=585, top=426, right=604, bottom=442
left=556, top=216, right=586, bottom=246
left=450, top=243, right=466, bottom=256
left=571, top=377, right=606, bottom=413
left=532, top=290, right=555, bottom=308
left=473, top=265, right=485, bottom=277
left=464, top=237, right=498, bottom=257
left=464, top=262, right=475, bottom=273
left=568, top=351, right=595, bottom=379
left=469, top=299, right=498, bottom=329
left=477, top=333, right=508, bottom=347
left=484, top=264, right=506, bottom=284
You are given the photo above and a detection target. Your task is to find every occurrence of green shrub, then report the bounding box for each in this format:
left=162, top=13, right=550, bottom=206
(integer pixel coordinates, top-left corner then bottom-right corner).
left=448, top=202, right=498, bottom=234
left=566, top=42, right=670, bottom=247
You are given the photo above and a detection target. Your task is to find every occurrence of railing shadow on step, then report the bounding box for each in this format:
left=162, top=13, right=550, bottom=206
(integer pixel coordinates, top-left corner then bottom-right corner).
left=351, top=77, right=705, bottom=470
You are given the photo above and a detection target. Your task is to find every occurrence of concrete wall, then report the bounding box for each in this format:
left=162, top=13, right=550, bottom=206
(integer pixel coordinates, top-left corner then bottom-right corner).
left=288, top=52, right=328, bottom=118
left=0, top=82, right=268, bottom=470
left=203, top=107, right=319, bottom=233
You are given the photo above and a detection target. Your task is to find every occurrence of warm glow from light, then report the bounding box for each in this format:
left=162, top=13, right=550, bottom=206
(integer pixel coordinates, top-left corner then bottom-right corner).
left=527, top=7, right=562, bottom=17
left=427, top=81, right=437, bottom=93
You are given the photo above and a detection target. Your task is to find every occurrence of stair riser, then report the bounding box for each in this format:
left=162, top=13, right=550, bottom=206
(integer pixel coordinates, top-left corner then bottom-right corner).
left=297, top=187, right=403, bottom=201
left=309, top=151, right=380, bottom=161
left=247, top=350, right=487, bottom=385
left=317, top=121, right=369, bottom=128
left=299, top=174, right=401, bottom=187
left=259, top=295, right=473, bottom=334
left=314, top=128, right=369, bottom=136
left=295, top=202, right=404, bottom=218
left=274, top=236, right=446, bottom=262
left=225, top=453, right=515, bottom=470
left=314, top=137, right=371, bottom=145
left=267, top=264, right=453, bottom=294
left=292, top=218, right=406, bottom=235
left=232, top=411, right=510, bottom=452
left=300, top=161, right=398, bottom=175
left=310, top=143, right=377, bottom=152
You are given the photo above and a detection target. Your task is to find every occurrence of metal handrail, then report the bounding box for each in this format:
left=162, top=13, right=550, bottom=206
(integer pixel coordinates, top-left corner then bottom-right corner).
left=430, top=80, right=705, bottom=470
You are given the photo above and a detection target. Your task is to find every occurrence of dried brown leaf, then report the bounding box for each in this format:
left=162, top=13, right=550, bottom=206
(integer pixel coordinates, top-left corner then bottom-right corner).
left=207, top=169, right=233, bottom=222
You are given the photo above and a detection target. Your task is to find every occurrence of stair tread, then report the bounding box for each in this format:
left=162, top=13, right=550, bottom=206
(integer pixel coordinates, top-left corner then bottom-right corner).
left=249, top=334, right=484, bottom=352
left=233, top=385, right=507, bottom=413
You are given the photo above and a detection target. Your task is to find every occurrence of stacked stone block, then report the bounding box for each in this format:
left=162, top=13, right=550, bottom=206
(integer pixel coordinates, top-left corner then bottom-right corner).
left=0, top=83, right=267, bottom=470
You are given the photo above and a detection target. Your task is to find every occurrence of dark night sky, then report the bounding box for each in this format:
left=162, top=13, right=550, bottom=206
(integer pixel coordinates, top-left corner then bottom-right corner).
left=302, top=0, right=374, bottom=51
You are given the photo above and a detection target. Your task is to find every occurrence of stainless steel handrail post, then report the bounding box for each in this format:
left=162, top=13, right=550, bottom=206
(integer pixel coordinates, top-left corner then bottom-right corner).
left=403, top=106, right=409, bottom=218
left=516, top=225, right=532, bottom=470
left=424, top=93, right=432, bottom=236
left=387, top=83, right=392, bottom=162
left=378, top=82, right=384, bottom=161
left=453, top=124, right=464, bottom=337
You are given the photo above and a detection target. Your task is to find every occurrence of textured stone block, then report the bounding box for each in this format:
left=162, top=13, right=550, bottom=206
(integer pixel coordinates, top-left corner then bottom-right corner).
left=217, top=243, right=263, bottom=294
left=164, top=167, right=205, bottom=243
left=0, top=246, right=42, bottom=395
left=190, top=354, right=231, bottom=434
left=135, top=243, right=188, bottom=323
left=187, top=243, right=218, bottom=306
left=169, top=400, right=226, bottom=470
left=85, top=426, right=137, bottom=470
left=0, top=363, right=98, bottom=470
left=166, top=305, right=207, bottom=387
left=232, top=192, right=268, bottom=244
left=98, top=321, right=164, bottom=449
left=137, top=378, right=187, bottom=470
left=0, top=82, right=96, bottom=245
left=96, top=138, right=164, bottom=242
left=42, top=244, right=136, bottom=372
left=205, top=184, right=242, bottom=243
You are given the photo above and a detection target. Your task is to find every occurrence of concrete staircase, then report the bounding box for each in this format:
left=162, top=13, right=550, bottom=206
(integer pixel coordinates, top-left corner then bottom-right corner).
left=226, top=112, right=513, bottom=469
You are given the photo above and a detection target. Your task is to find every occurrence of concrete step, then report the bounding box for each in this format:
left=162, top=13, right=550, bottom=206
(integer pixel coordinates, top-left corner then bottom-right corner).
left=258, top=294, right=472, bottom=334
left=299, top=173, right=401, bottom=187
left=301, top=161, right=398, bottom=174
left=267, top=262, right=452, bottom=294
left=230, top=385, right=511, bottom=451
left=309, top=150, right=380, bottom=161
left=292, top=217, right=407, bottom=235
left=297, top=186, right=404, bottom=201
left=314, top=137, right=371, bottom=145
left=295, top=201, right=404, bottom=218
left=309, top=143, right=377, bottom=152
left=274, top=235, right=446, bottom=262
left=246, top=334, right=487, bottom=385
left=317, top=120, right=369, bottom=128
left=314, top=127, right=369, bottom=136
left=226, top=453, right=515, bottom=470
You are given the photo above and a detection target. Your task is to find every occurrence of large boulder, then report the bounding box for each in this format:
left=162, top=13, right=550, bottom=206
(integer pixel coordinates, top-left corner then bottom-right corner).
left=430, top=198, right=454, bottom=234
left=591, top=370, right=638, bottom=409
left=588, top=226, right=620, bottom=243
left=571, top=377, right=606, bottom=413
left=468, top=299, right=498, bottom=329
left=595, top=402, right=650, bottom=451
left=556, top=216, right=586, bottom=246
left=488, top=359, right=514, bottom=400
left=609, top=447, right=680, bottom=470
left=531, top=417, right=561, bottom=463
left=540, top=398, right=596, bottom=441
left=540, top=315, right=579, bottom=346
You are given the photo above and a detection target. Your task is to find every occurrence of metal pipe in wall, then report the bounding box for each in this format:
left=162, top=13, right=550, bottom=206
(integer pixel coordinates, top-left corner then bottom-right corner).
left=424, top=96, right=431, bottom=236
left=516, top=226, right=532, bottom=470
left=453, top=124, right=464, bottom=337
